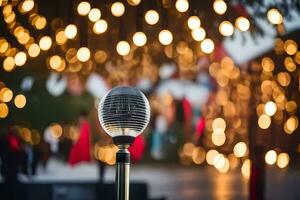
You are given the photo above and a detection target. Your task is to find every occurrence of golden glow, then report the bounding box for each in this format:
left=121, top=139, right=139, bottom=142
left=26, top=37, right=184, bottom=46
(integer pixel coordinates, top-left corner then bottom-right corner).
left=258, top=114, right=271, bottom=129
left=201, top=38, right=214, bottom=54
left=284, top=57, right=296, bottom=72
left=51, top=123, right=63, bottom=138
left=206, top=149, right=219, bottom=165
left=233, top=142, right=247, bottom=158
left=28, top=43, right=40, bottom=57
left=39, top=36, right=52, bottom=51
left=267, top=8, right=283, bottom=25
left=265, top=150, right=277, bottom=165
left=77, top=47, right=91, bottom=62
left=88, top=8, right=101, bottom=22
left=93, top=19, right=108, bottom=34
left=94, top=50, right=108, bottom=64
left=277, top=72, right=291, bottom=87
left=111, top=2, right=125, bottom=17
left=285, top=101, right=297, bottom=113
left=34, top=16, right=47, bottom=30
left=212, top=117, right=226, bottom=132
left=116, top=41, right=130, bottom=56
left=213, top=0, right=227, bottom=15
left=175, top=0, right=189, bottom=13
left=65, top=24, right=77, bottom=39
left=183, top=142, right=194, bottom=157
left=277, top=153, right=289, bottom=168
left=191, top=27, right=206, bottom=41
left=261, top=57, right=274, bottom=72
left=187, top=16, right=201, bottom=30
left=192, top=147, right=206, bottom=165
left=49, top=55, right=62, bottom=69
left=0, top=103, right=9, bottom=118
left=22, top=0, right=34, bottom=12
left=145, top=10, right=159, bottom=25
left=3, top=56, right=15, bottom=71
left=55, top=30, right=67, bottom=45
left=127, top=0, right=141, bottom=6
left=241, top=159, right=250, bottom=178
left=0, top=87, right=13, bottom=103
left=284, top=116, right=298, bottom=134
left=264, top=101, right=277, bottom=116
left=284, top=40, right=297, bottom=55
left=158, top=29, right=173, bottom=45
left=0, top=38, right=9, bottom=54
left=219, top=21, right=234, bottom=36
left=235, top=17, right=250, bottom=31
left=14, top=94, right=26, bottom=108
left=212, top=132, right=226, bottom=146
left=77, top=1, right=91, bottom=16
left=14, top=51, right=27, bottom=66
left=214, top=154, right=229, bottom=173
left=133, top=32, right=147, bottom=47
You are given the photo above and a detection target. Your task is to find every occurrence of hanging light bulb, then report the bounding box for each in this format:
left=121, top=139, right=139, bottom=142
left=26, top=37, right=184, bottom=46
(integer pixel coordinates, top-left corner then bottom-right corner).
left=111, top=2, right=125, bottom=17
left=191, top=27, right=206, bottom=41
left=77, top=1, right=91, bottom=16
left=158, top=30, right=173, bottom=45
left=267, top=8, right=283, bottom=25
left=145, top=10, right=159, bottom=25
left=93, top=19, right=108, bottom=34
left=219, top=21, right=234, bottom=36
left=14, top=51, right=27, bottom=66
left=200, top=38, right=214, bottom=54
left=235, top=17, right=250, bottom=32
left=175, top=0, right=189, bottom=13
left=77, top=47, right=91, bottom=62
left=65, top=24, right=77, bottom=39
left=39, top=36, right=52, bottom=51
left=88, top=8, right=101, bottom=22
left=116, top=41, right=131, bottom=56
left=213, top=0, right=227, bottom=15
left=133, top=32, right=147, bottom=47
left=187, top=16, right=201, bottom=30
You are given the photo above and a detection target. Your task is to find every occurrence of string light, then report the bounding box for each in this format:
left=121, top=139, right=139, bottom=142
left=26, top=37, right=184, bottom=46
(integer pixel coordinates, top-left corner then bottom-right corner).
left=111, top=2, right=125, bottom=17
left=14, top=94, right=26, bottom=108
left=55, top=30, right=68, bottom=45
left=206, top=149, right=219, bottom=165
left=14, top=51, right=27, bottom=66
left=49, top=55, right=62, bottom=69
left=219, top=21, right=234, bottom=36
left=265, top=150, right=277, bottom=165
left=276, top=153, right=289, bottom=168
left=93, top=19, right=108, bottom=34
left=175, top=0, right=189, bottom=13
left=88, top=8, right=101, bottom=22
left=213, top=0, right=227, bottom=15
left=267, top=8, right=283, bottom=25
left=191, top=27, right=206, bottom=41
left=22, top=0, right=35, bottom=13
left=0, top=103, right=9, bottom=118
left=258, top=114, right=271, bottom=129
left=201, top=38, right=214, bottom=54
left=264, top=101, right=277, bottom=116
left=3, top=56, right=15, bottom=72
left=65, top=24, right=78, bottom=39
left=77, top=1, right=91, bottom=16
left=235, top=17, right=250, bottom=32
left=211, top=132, right=226, bottom=146
left=233, top=142, right=247, bottom=157
left=77, top=47, right=91, bottom=62
left=284, top=40, right=297, bottom=55
left=28, top=43, right=40, bottom=57
left=116, top=41, right=131, bottom=56
left=187, top=16, right=201, bottom=30
left=158, top=29, right=173, bottom=45
left=0, top=87, right=13, bottom=102
left=39, top=36, right=52, bottom=51
left=145, top=10, right=159, bottom=25
left=133, top=32, right=147, bottom=47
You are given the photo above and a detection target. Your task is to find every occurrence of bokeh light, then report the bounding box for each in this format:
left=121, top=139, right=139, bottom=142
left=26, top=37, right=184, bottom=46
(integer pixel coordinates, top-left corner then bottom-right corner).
left=14, top=94, right=27, bottom=108
left=265, top=150, right=277, bottom=165
left=258, top=114, right=271, bottom=129
left=14, top=51, right=27, bottom=66
left=145, top=10, right=159, bottom=25
left=158, top=30, right=173, bottom=45
left=187, top=16, right=201, bottom=30
left=219, top=21, right=234, bottom=36
left=0, top=103, right=9, bottom=118
left=77, top=1, right=91, bottom=16
left=276, top=153, right=289, bottom=168
left=233, top=142, right=247, bottom=158
left=88, top=8, right=101, bottom=22
left=116, top=41, right=130, bottom=56
left=93, top=19, right=108, bottom=34
left=39, top=36, right=52, bottom=51
left=191, top=27, right=206, bottom=41
left=65, top=24, right=78, bottom=39
left=133, top=32, right=147, bottom=47
left=175, top=0, right=189, bottom=13
left=235, top=17, right=250, bottom=32
left=111, top=2, right=125, bottom=17
left=77, top=47, right=91, bottom=62
left=213, top=0, right=227, bottom=15
left=264, top=101, right=277, bottom=116
left=267, top=8, right=283, bottom=25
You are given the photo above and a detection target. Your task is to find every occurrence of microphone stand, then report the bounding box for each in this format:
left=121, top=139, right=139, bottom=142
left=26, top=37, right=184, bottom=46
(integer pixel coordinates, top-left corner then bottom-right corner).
left=116, top=145, right=130, bottom=200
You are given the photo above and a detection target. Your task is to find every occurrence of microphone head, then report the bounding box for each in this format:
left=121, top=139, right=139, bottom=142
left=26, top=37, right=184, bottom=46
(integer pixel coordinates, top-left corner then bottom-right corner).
left=98, top=86, right=150, bottom=144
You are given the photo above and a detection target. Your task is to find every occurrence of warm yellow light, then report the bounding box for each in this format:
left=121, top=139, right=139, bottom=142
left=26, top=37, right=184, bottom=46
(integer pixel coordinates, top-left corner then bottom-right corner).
left=49, top=55, right=62, bottom=69
left=264, top=101, right=277, bottom=116
left=14, top=94, right=26, bottom=108
left=145, top=10, right=159, bottom=25
left=127, top=0, right=141, bottom=6
left=93, top=19, right=108, bottom=34
left=192, top=147, right=206, bottom=165
left=285, top=101, right=297, bottom=114
left=39, top=36, right=52, bottom=51
left=277, top=153, right=289, bottom=168
left=284, top=116, right=298, bottom=134
left=133, top=32, right=147, bottom=47
left=77, top=47, right=91, bottom=62
left=158, top=29, right=173, bottom=45
left=51, top=123, right=63, bottom=138
left=88, top=8, right=101, bottom=22
left=22, top=0, right=34, bottom=12
left=219, top=21, right=234, bottom=36
left=175, top=0, right=189, bottom=13
left=3, top=56, right=15, bottom=72
left=284, top=57, right=296, bottom=72
left=235, top=17, right=250, bottom=32
left=116, top=41, right=130, bottom=56
left=0, top=87, right=13, bottom=103
left=55, top=30, right=67, bottom=45
left=77, top=1, right=91, bottom=16
left=201, top=38, right=214, bottom=54
left=213, top=0, right=227, bottom=15
left=187, top=16, right=201, bottom=30
left=65, top=24, right=77, bottom=39
left=277, top=72, right=291, bottom=87
left=258, top=114, right=271, bottom=129
left=233, top=142, right=247, bottom=158
left=267, top=8, right=283, bottom=25
left=265, top=150, right=277, bottom=165
left=212, top=117, right=226, bottom=131
left=191, top=27, right=206, bottom=41
left=183, top=142, right=194, bottom=157
left=212, top=132, right=226, bottom=146
left=0, top=103, right=9, bottom=118
left=284, top=40, right=297, bottom=55
left=261, top=57, right=274, bottom=72
left=111, top=2, right=125, bottom=17
left=28, top=43, right=40, bottom=57
left=14, top=51, right=27, bottom=66
left=214, top=154, right=229, bottom=173
left=241, top=159, right=251, bottom=178
left=206, top=149, right=219, bottom=165
left=34, top=16, right=47, bottom=30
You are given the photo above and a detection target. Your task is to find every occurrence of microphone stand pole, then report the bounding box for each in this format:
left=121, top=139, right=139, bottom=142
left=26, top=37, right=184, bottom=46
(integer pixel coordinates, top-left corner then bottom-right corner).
left=116, top=145, right=130, bottom=200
